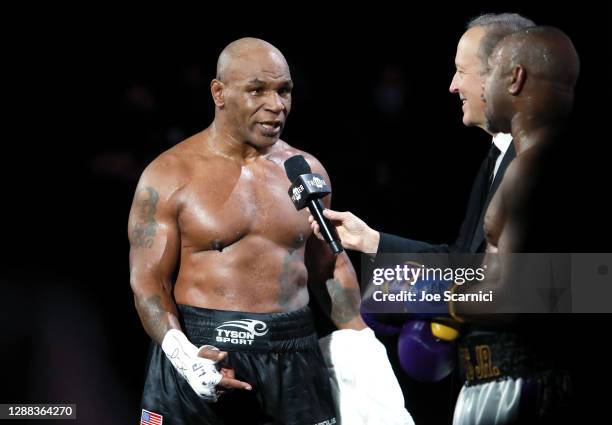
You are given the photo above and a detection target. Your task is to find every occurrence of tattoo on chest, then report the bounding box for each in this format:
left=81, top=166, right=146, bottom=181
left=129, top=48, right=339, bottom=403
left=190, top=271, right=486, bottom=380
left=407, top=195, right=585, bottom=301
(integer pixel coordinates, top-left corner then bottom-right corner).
left=132, top=187, right=159, bottom=248
left=277, top=234, right=306, bottom=308
left=326, top=278, right=360, bottom=325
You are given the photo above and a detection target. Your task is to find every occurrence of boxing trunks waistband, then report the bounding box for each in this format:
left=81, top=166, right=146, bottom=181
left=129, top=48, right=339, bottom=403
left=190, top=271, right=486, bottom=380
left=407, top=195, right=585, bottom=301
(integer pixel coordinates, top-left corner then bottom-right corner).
left=458, top=331, right=554, bottom=386
left=177, top=304, right=318, bottom=353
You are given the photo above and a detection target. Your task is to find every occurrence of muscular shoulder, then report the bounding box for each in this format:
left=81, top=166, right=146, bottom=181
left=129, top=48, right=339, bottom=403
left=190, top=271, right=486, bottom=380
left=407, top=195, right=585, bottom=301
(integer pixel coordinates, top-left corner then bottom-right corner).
left=272, top=140, right=331, bottom=181
left=134, top=137, right=198, bottom=209
left=141, top=153, right=186, bottom=191
left=499, top=150, right=539, bottom=210
left=272, top=140, right=334, bottom=208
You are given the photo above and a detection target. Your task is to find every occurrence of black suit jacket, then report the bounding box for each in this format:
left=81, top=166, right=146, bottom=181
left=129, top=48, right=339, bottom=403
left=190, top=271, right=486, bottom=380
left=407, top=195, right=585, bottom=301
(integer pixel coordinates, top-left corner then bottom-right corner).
left=378, top=142, right=516, bottom=254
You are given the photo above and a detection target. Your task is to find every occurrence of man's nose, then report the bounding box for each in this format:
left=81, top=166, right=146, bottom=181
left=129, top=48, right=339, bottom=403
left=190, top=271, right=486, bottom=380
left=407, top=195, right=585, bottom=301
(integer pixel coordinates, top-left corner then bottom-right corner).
left=264, top=92, right=285, bottom=113
left=449, top=73, right=459, bottom=93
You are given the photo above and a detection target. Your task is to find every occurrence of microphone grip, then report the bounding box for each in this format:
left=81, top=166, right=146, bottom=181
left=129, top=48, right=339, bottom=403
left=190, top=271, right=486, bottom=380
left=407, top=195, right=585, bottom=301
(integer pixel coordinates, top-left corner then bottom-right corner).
left=308, top=199, right=343, bottom=254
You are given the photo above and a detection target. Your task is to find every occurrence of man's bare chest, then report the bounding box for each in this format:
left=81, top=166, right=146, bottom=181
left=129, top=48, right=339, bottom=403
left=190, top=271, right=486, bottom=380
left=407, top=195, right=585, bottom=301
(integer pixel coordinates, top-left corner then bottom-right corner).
left=177, top=166, right=311, bottom=250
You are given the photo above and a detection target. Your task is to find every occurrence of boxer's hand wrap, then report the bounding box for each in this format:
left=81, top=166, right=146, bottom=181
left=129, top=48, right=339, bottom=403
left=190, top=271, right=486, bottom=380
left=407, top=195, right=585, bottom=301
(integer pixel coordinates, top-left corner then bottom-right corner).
left=161, top=329, right=223, bottom=401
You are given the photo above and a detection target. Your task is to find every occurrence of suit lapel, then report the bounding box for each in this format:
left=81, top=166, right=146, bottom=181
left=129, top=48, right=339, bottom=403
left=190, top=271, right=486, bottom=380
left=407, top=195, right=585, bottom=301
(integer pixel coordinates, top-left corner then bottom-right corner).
left=469, top=142, right=517, bottom=252
left=458, top=154, right=491, bottom=252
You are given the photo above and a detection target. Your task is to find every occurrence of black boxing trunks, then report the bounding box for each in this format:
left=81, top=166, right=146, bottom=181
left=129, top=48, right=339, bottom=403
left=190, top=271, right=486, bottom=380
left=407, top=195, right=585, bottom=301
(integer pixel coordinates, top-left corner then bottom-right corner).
left=140, top=305, right=337, bottom=425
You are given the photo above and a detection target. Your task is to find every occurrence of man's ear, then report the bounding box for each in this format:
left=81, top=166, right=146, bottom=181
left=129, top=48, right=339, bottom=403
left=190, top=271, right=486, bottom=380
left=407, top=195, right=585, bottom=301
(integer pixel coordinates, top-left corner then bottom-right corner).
left=508, top=65, right=526, bottom=96
left=211, top=79, right=225, bottom=108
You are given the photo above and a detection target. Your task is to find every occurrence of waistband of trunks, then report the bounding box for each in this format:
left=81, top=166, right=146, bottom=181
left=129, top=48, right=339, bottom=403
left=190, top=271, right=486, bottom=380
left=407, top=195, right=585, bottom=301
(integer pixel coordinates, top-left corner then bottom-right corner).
left=458, top=331, right=558, bottom=386
left=177, top=304, right=318, bottom=353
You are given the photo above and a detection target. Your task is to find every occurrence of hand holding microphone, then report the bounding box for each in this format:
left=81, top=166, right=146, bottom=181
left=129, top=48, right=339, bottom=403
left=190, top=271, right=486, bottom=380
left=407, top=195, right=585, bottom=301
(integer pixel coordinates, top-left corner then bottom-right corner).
left=309, top=209, right=381, bottom=254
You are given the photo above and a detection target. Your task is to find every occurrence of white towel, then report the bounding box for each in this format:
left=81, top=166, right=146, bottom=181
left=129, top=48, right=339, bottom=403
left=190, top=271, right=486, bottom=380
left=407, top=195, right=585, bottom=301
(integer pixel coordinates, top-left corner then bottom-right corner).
left=319, top=328, right=415, bottom=425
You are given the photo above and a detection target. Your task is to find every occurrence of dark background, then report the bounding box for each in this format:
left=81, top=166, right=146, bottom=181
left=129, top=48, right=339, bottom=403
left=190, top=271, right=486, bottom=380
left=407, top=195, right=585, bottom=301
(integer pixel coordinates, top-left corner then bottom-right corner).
left=2, top=2, right=611, bottom=424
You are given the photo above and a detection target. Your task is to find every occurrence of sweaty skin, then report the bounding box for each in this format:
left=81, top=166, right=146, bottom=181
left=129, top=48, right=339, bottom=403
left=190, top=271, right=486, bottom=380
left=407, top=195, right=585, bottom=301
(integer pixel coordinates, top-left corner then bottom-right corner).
left=128, top=38, right=365, bottom=348
left=451, top=27, right=579, bottom=321
left=483, top=26, right=578, bottom=255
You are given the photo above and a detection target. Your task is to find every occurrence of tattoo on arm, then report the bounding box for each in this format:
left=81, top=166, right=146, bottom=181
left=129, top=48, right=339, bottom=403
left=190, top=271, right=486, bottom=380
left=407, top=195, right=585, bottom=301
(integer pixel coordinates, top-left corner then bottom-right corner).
left=132, top=187, right=159, bottom=248
left=326, top=278, right=360, bottom=325
left=137, top=293, right=180, bottom=344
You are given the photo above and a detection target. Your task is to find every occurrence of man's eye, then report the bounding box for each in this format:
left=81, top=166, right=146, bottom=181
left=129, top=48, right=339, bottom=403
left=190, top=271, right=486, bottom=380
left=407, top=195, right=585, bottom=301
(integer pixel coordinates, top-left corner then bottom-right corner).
left=279, top=87, right=292, bottom=96
left=250, top=88, right=264, bottom=95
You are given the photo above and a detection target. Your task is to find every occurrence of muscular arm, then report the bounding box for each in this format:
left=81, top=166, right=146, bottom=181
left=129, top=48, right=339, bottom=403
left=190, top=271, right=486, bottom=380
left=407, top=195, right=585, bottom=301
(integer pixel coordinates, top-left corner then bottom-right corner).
left=496, top=160, right=533, bottom=253
left=306, top=236, right=366, bottom=330
left=128, top=162, right=182, bottom=344
left=303, top=155, right=367, bottom=330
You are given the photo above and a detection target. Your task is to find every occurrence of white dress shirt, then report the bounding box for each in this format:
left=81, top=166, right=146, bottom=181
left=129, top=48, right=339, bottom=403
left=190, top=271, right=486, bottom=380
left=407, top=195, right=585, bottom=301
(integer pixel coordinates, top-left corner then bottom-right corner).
left=491, top=132, right=513, bottom=180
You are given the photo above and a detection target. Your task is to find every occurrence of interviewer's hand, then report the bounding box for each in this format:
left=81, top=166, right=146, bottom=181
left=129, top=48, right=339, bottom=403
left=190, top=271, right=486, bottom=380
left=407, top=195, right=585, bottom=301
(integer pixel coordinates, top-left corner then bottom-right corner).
left=309, top=209, right=380, bottom=253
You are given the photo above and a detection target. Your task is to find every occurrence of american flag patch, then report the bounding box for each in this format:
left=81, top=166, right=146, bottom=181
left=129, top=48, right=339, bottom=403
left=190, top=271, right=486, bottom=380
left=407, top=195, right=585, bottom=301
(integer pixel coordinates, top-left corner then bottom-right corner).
left=141, top=409, right=163, bottom=425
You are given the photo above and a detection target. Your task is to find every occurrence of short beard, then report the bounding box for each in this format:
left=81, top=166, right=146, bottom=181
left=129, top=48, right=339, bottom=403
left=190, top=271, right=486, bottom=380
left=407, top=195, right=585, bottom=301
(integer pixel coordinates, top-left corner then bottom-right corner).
left=483, top=109, right=501, bottom=134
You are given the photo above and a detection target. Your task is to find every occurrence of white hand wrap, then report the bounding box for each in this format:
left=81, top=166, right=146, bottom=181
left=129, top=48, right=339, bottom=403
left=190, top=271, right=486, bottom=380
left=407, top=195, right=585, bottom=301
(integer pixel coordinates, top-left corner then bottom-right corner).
left=161, top=329, right=223, bottom=400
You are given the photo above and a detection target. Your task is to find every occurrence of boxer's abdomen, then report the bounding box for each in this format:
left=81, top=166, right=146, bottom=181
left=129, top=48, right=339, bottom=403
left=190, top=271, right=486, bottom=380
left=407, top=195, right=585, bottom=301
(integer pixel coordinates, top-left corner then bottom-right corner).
left=174, top=234, right=310, bottom=313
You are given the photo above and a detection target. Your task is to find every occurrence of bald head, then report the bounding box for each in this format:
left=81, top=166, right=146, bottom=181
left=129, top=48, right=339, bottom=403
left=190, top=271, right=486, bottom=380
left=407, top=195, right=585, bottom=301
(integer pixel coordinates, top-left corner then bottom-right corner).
left=216, top=38, right=289, bottom=82
left=496, top=26, right=580, bottom=92
left=483, top=26, right=579, bottom=135
left=210, top=38, right=293, bottom=150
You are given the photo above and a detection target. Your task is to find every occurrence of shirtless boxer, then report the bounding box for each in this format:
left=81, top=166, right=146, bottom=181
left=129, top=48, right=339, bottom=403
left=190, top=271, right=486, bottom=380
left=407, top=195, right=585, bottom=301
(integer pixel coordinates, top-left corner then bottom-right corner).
left=481, top=26, right=579, bottom=254
left=451, top=26, right=579, bottom=424
left=128, top=37, right=367, bottom=425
